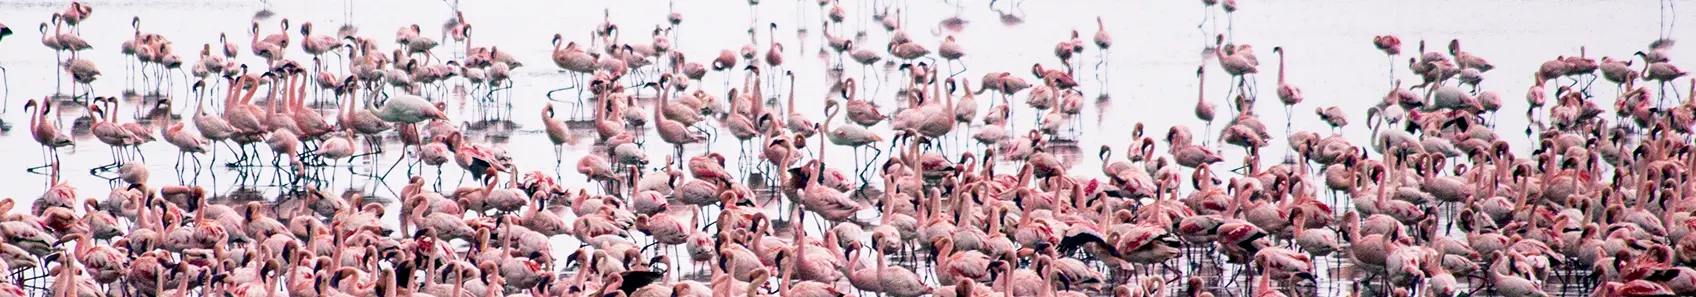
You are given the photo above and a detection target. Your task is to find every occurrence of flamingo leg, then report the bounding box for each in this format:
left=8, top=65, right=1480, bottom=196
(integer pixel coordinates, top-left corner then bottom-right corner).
left=54, top=51, right=64, bottom=96
left=1226, top=13, right=1235, bottom=41
left=1095, top=49, right=1108, bottom=90
left=175, top=151, right=187, bottom=182
left=851, top=146, right=864, bottom=185
left=1663, top=0, right=1674, bottom=38
left=1201, top=119, right=1215, bottom=147
left=1387, top=55, right=1396, bottom=88
left=26, top=149, right=53, bottom=176
left=1224, top=76, right=1240, bottom=111
left=1670, top=81, right=1686, bottom=105
left=749, top=3, right=759, bottom=32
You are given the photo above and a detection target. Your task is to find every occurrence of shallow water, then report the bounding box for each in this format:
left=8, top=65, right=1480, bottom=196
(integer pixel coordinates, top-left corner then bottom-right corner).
left=0, top=0, right=1689, bottom=296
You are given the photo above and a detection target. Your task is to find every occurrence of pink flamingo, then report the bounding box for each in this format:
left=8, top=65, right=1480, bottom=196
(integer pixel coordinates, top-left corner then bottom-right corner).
left=1215, top=34, right=1258, bottom=100
left=1272, top=46, right=1303, bottom=130
left=23, top=99, right=73, bottom=173
left=800, top=158, right=861, bottom=223
left=86, top=98, right=139, bottom=172
left=651, top=77, right=701, bottom=166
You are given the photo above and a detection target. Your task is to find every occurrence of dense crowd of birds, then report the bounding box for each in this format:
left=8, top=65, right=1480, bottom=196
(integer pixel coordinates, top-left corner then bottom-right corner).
left=1, top=1, right=1696, bottom=297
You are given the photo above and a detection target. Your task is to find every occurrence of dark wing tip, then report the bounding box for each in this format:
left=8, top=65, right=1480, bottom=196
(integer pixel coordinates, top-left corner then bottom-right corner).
left=620, top=270, right=665, bottom=293
left=1057, top=231, right=1119, bottom=258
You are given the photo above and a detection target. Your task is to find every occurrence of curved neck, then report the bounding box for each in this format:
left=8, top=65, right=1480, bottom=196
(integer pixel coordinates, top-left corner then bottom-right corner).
left=1197, top=72, right=1206, bottom=104
left=26, top=104, right=39, bottom=129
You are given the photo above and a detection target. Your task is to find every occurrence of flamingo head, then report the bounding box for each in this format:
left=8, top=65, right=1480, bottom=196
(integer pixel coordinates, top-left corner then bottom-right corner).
left=702, top=153, right=724, bottom=166
left=431, top=102, right=449, bottom=120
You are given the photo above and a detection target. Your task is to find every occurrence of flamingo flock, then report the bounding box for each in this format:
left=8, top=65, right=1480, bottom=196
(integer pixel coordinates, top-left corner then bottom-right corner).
left=1, top=1, right=1695, bottom=297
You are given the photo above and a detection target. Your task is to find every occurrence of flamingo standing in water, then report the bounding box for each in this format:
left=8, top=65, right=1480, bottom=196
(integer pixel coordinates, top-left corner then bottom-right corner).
left=0, top=22, right=11, bottom=110
left=86, top=97, right=138, bottom=173
left=939, top=35, right=966, bottom=78
left=1194, top=65, right=1216, bottom=145
left=765, top=23, right=785, bottom=96
left=825, top=99, right=883, bottom=181
left=372, top=93, right=448, bottom=124
left=542, top=103, right=572, bottom=164
left=63, top=57, right=99, bottom=100
left=647, top=76, right=700, bottom=169
left=251, top=19, right=289, bottom=63
left=157, top=97, right=208, bottom=178
left=1374, top=35, right=1401, bottom=86
left=1093, top=16, right=1112, bottom=93
left=1636, top=50, right=1688, bottom=100
left=58, top=2, right=92, bottom=30
left=24, top=98, right=74, bottom=174
left=799, top=122, right=861, bottom=226
left=549, top=34, right=599, bottom=116
left=1214, top=35, right=1257, bottom=102
left=1273, top=46, right=1303, bottom=133
left=1198, top=0, right=1220, bottom=45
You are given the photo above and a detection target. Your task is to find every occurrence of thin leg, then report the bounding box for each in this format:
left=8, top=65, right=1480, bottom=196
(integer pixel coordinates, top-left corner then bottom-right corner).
left=55, top=51, right=63, bottom=96
left=1095, top=49, right=1107, bottom=86
left=0, top=66, right=9, bottom=114
left=1227, top=13, right=1235, bottom=40
left=1662, top=0, right=1675, bottom=39
left=1387, top=55, right=1396, bottom=88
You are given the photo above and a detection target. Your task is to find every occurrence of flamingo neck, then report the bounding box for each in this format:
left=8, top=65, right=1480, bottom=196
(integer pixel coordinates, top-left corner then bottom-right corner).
left=1278, top=51, right=1287, bottom=84
left=27, top=105, right=38, bottom=131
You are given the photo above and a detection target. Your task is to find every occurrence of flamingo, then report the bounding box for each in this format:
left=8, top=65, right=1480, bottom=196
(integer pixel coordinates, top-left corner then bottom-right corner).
left=63, top=57, right=99, bottom=99
left=160, top=100, right=209, bottom=176
left=1272, top=47, right=1303, bottom=132
left=548, top=34, right=599, bottom=111
left=251, top=19, right=290, bottom=62
left=1370, top=35, right=1402, bottom=85
left=799, top=152, right=861, bottom=223
left=300, top=22, right=340, bottom=64
left=874, top=237, right=931, bottom=297
left=1488, top=251, right=1552, bottom=297
left=1448, top=39, right=1493, bottom=71
left=939, top=35, right=967, bottom=77
left=1214, top=34, right=1257, bottom=101
left=1192, top=66, right=1218, bottom=146
left=650, top=76, right=701, bottom=167
left=764, top=23, right=785, bottom=92
left=825, top=99, right=884, bottom=180
left=59, top=2, right=92, bottom=30
left=371, top=93, right=448, bottom=124
left=542, top=103, right=572, bottom=163
left=86, top=98, right=140, bottom=172
left=1094, top=17, right=1113, bottom=91
left=1636, top=50, right=1689, bottom=100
